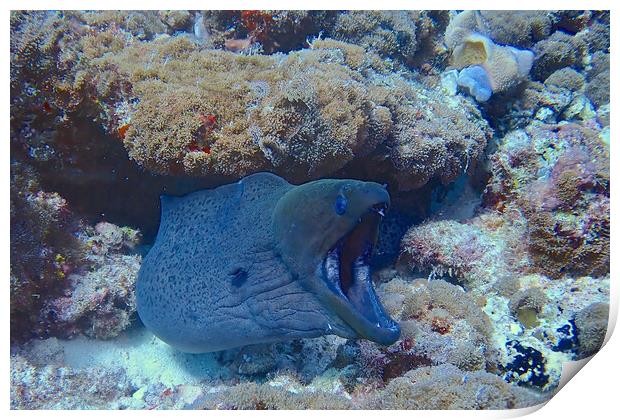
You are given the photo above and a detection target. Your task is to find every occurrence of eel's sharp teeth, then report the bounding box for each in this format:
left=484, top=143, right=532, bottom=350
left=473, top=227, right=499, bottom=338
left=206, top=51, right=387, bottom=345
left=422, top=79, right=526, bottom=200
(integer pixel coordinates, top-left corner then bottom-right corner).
left=325, top=248, right=339, bottom=284
left=378, top=208, right=385, bottom=217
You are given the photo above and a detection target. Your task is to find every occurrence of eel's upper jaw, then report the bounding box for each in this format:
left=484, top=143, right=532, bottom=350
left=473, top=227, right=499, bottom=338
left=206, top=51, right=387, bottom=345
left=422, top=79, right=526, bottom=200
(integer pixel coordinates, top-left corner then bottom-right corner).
left=322, top=202, right=401, bottom=345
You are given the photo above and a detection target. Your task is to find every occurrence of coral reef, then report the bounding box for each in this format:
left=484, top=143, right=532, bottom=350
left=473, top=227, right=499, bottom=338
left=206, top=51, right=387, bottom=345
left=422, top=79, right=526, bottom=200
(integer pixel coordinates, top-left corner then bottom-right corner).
left=448, top=10, right=610, bottom=135
left=486, top=122, right=609, bottom=279
left=370, top=75, right=492, bottom=190
left=585, top=52, right=610, bottom=109
left=114, top=41, right=384, bottom=180
left=97, top=35, right=489, bottom=187
left=198, top=11, right=336, bottom=54
left=545, top=67, right=585, bottom=93
left=574, top=302, right=609, bottom=357
left=399, top=212, right=530, bottom=290
left=397, top=120, right=609, bottom=391
left=10, top=9, right=610, bottom=411
left=445, top=11, right=552, bottom=50
left=399, top=218, right=609, bottom=390
left=11, top=161, right=85, bottom=341
left=332, top=11, right=425, bottom=68
left=43, top=222, right=141, bottom=339
left=451, top=33, right=534, bottom=101
left=215, top=336, right=345, bottom=383
left=11, top=161, right=141, bottom=342
left=10, top=11, right=490, bottom=191
left=10, top=353, right=136, bottom=409
left=361, top=364, right=545, bottom=409
left=196, top=373, right=353, bottom=409
left=531, top=31, right=587, bottom=81
left=508, top=288, right=548, bottom=328
left=381, top=278, right=496, bottom=371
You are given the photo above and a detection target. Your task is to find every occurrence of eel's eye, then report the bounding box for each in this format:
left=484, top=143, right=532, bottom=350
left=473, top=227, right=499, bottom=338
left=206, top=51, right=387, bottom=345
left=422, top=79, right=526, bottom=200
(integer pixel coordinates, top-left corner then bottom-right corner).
left=334, top=193, right=347, bottom=215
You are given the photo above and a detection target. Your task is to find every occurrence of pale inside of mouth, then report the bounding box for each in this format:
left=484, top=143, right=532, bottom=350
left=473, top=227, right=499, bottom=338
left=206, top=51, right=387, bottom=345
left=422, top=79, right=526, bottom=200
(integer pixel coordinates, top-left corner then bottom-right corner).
left=323, top=203, right=397, bottom=330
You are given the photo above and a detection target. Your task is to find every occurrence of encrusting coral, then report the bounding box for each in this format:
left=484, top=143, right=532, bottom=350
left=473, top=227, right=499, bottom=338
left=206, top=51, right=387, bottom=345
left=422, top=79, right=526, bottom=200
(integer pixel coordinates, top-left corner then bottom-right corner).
left=487, top=122, right=609, bottom=279
left=408, top=125, right=609, bottom=265
left=43, top=222, right=141, bottom=339
left=10, top=353, right=136, bottom=409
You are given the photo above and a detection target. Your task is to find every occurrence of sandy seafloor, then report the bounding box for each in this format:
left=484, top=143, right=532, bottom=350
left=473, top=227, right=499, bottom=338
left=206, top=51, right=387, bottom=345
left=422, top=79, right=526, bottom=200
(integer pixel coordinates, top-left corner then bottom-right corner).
left=9, top=9, right=611, bottom=409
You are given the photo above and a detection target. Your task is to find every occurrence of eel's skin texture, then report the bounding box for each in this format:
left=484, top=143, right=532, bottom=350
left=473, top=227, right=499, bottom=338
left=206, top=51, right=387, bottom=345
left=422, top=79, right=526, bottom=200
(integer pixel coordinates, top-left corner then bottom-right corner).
left=137, top=172, right=400, bottom=353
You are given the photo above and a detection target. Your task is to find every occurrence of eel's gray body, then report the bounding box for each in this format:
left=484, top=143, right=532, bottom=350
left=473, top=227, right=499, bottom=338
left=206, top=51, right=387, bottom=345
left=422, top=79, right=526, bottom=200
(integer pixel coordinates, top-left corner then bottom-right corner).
left=136, top=172, right=400, bottom=353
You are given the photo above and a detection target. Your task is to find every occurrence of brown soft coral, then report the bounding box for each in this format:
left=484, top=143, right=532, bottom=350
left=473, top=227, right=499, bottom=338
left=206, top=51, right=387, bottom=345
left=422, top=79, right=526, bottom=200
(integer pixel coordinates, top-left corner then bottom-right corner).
left=78, top=32, right=490, bottom=185
left=332, top=11, right=421, bottom=64
left=531, top=31, right=587, bottom=81
left=107, top=41, right=380, bottom=180
left=11, top=12, right=490, bottom=190
left=369, top=77, right=492, bottom=190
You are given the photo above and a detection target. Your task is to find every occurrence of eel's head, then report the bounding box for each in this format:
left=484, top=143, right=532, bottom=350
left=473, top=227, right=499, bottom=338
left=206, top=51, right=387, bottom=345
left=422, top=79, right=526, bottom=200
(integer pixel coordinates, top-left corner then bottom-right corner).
left=273, top=179, right=400, bottom=346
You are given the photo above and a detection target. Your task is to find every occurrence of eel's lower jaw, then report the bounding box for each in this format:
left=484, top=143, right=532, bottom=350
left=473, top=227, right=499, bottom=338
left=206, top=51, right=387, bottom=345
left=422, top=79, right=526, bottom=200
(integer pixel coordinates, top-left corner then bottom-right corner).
left=323, top=203, right=401, bottom=345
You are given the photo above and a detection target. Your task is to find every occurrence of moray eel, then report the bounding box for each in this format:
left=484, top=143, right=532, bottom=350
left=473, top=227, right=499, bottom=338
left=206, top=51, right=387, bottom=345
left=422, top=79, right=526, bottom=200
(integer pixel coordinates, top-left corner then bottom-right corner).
left=136, top=172, right=400, bottom=353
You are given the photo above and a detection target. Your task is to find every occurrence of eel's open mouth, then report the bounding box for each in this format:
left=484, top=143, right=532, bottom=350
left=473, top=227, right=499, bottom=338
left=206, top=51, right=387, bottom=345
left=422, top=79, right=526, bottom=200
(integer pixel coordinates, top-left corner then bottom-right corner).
left=322, top=202, right=400, bottom=344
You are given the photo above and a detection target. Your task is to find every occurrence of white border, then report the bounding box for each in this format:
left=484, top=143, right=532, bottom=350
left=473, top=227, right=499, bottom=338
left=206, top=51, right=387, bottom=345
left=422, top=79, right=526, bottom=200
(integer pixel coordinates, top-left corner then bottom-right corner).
left=3, top=2, right=618, bottom=418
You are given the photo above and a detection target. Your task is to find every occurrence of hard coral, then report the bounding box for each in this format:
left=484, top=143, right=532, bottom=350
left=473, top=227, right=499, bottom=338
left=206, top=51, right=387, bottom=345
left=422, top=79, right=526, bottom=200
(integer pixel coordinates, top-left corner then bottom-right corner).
left=574, top=302, right=609, bottom=357
left=361, top=363, right=544, bottom=409
left=399, top=212, right=530, bottom=289
left=380, top=277, right=496, bottom=371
